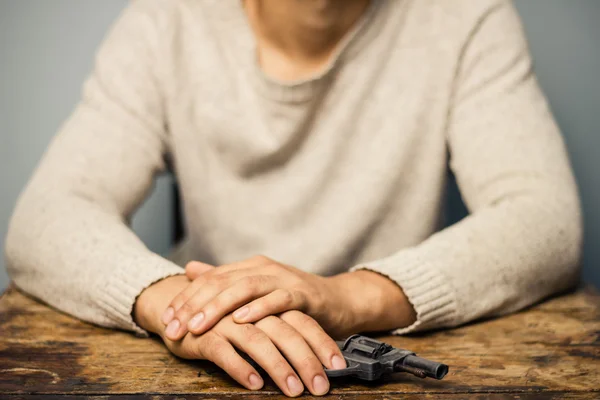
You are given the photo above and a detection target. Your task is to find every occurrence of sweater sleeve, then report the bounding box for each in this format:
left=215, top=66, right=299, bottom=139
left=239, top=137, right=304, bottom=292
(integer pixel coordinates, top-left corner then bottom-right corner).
left=4, top=0, right=184, bottom=336
left=350, top=1, right=583, bottom=334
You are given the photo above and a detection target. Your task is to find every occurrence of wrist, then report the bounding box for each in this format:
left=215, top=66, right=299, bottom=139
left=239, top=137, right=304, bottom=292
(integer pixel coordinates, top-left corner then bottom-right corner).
left=323, top=272, right=370, bottom=334
left=328, top=270, right=416, bottom=333
left=133, top=274, right=189, bottom=334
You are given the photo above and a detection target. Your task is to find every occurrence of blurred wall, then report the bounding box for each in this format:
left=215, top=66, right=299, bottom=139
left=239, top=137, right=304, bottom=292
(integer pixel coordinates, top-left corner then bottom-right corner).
left=1, top=0, right=599, bottom=291
left=0, top=0, right=173, bottom=292
left=514, top=0, right=600, bottom=287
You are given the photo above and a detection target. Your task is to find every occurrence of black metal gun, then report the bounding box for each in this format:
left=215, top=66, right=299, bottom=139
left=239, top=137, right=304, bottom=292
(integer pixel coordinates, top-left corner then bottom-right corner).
left=324, top=334, right=449, bottom=381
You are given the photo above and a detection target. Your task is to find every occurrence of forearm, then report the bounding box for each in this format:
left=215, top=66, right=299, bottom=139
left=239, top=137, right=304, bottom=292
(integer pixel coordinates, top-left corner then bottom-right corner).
left=5, top=190, right=184, bottom=334
left=4, top=0, right=184, bottom=335
left=426, top=196, right=581, bottom=318
left=349, top=194, right=581, bottom=334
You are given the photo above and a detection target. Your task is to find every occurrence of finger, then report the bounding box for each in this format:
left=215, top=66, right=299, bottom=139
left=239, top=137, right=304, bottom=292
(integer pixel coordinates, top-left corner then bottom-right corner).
left=167, top=273, right=268, bottom=340
left=188, top=275, right=276, bottom=335
left=226, top=321, right=304, bottom=397
left=162, top=275, right=206, bottom=326
left=232, top=289, right=305, bottom=324
left=210, top=255, right=273, bottom=276
left=166, top=278, right=227, bottom=341
left=168, top=273, right=272, bottom=340
left=164, top=267, right=247, bottom=328
left=256, top=316, right=330, bottom=396
left=194, top=333, right=264, bottom=391
left=185, top=261, right=215, bottom=280
left=280, top=311, right=347, bottom=371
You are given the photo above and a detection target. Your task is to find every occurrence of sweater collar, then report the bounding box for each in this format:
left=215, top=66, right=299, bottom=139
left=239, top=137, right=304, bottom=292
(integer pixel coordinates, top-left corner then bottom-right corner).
left=221, top=0, right=388, bottom=104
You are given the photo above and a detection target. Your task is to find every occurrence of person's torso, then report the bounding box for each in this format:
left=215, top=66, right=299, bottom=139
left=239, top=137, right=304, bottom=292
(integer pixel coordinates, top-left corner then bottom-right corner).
left=158, top=0, right=476, bottom=274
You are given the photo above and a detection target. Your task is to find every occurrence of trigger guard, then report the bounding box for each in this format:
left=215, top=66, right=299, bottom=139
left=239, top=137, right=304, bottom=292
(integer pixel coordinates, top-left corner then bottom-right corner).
left=324, top=359, right=361, bottom=378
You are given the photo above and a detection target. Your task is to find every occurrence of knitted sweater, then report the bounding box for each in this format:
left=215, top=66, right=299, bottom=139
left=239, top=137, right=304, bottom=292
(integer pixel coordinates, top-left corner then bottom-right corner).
left=5, top=0, right=582, bottom=336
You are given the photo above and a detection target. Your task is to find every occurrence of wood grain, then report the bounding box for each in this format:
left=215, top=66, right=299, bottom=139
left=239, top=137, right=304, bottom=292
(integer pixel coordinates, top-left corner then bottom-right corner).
left=1, top=285, right=598, bottom=399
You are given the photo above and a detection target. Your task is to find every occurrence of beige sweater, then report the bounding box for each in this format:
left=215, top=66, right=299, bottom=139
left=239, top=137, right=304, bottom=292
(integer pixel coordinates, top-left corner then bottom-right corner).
left=5, top=0, right=582, bottom=337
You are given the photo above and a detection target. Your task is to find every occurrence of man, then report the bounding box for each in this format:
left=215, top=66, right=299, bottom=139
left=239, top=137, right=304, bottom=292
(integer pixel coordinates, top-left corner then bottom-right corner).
left=5, top=0, right=582, bottom=397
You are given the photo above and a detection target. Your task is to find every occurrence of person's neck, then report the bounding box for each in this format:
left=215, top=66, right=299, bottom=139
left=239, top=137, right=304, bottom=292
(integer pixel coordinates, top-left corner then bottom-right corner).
left=243, top=0, right=372, bottom=81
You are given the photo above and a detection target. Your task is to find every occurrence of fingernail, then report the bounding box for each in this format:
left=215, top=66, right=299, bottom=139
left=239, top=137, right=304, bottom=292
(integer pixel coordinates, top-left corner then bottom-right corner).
left=286, top=375, right=303, bottom=396
left=312, top=374, right=329, bottom=395
left=188, top=312, right=205, bottom=330
left=233, top=306, right=249, bottom=320
left=331, top=355, right=346, bottom=370
left=166, top=319, right=180, bottom=338
left=161, top=307, right=175, bottom=325
left=249, top=373, right=263, bottom=390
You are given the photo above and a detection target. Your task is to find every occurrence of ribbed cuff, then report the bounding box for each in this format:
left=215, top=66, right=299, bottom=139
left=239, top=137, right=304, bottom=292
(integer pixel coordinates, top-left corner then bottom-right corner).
left=95, top=253, right=184, bottom=337
left=350, top=251, right=460, bottom=334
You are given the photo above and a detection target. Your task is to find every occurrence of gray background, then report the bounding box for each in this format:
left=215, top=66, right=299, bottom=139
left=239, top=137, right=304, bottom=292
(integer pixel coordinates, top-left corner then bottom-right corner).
left=1, top=0, right=599, bottom=292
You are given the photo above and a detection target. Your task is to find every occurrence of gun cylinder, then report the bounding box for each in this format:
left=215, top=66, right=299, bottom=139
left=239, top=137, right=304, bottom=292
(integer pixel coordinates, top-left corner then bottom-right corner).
left=400, top=355, right=449, bottom=380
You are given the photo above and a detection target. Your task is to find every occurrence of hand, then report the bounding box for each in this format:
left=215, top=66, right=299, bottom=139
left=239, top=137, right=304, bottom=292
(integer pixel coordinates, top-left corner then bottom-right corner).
left=160, top=255, right=417, bottom=342
left=133, top=275, right=347, bottom=397
left=161, top=255, right=352, bottom=341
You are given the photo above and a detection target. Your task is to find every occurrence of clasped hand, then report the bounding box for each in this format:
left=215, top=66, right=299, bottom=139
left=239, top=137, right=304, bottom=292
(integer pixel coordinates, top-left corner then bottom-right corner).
left=149, top=255, right=414, bottom=396
left=162, top=255, right=351, bottom=340
left=160, top=255, right=353, bottom=397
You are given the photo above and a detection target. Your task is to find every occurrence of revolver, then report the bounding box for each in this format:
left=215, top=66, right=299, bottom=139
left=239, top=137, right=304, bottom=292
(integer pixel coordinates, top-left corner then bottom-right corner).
left=324, top=334, right=449, bottom=381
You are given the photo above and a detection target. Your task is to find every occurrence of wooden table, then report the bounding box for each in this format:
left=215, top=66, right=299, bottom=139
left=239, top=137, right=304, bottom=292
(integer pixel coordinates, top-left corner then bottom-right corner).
left=1, top=285, right=599, bottom=399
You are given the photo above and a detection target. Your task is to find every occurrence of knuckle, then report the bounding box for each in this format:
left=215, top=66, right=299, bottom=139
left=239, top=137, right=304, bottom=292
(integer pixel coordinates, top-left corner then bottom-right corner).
left=246, top=275, right=266, bottom=289
left=204, top=297, right=225, bottom=317
left=271, top=315, right=292, bottom=331
left=278, top=309, right=297, bottom=323
left=205, top=298, right=221, bottom=314
left=254, top=315, right=278, bottom=330
left=239, top=284, right=256, bottom=299
left=241, top=324, right=266, bottom=344
left=204, top=280, right=222, bottom=294
left=192, top=334, right=213, bottom=359
left=319, top=338, right=338, bottom=358
left=299, top=353, right=319, bottom=371
left=213, top=275, right=231, bottom=290
left=241, top=276, right=256, bottom=289
left=211, top=340, right=229, bottom=358
left=190, top=343, right=205, bottom=359
left=212, top=272, right=226, bottom=282
left=185, top=261, right=197, bottom=270
left=202, top=275, right=214, bottom=285
left=276, top=289, right=294, bottom=306
left=252, top=254, right=270, bottom=263
left=214, top=314, right=233, bottom=330
left=201, top=332, right=224, bottom=353
left=196, top=276, right=212, bottom=287
left=301, top=313, right=318, bottom=327
left=194, top=275, right=209, bottom=287
left=288, top=311, right=318, bottom=327
left=171, top=295, right=188, bottom=310
left=316, top=333, right=334, bottom=347
left=221, top=352, right=244, bottom=374
left=264, top=263, right=281, bottom=274
left=273, top=358, right=291, bottom=373
left=206, top=277, right=227, bottom=293
left=183, top=280, right=204, bottom=297
left=267, top=319, right=305, bottom=348
left=178, top=301, right=195, bottom=316
left=287, top=310, right=322, bottom=330
left=208, top=342, right=229, bottom=361
left=262, top=315, right=282, bottom=325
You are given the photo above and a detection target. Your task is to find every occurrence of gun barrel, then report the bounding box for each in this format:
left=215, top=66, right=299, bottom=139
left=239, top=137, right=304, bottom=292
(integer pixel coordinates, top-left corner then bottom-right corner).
left=400, top=355, right=449, bottom=380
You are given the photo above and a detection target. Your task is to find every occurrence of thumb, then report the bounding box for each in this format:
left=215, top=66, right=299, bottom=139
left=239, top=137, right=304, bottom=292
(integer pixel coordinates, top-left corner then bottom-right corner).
left=185, top=261, right=215, bottom=279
